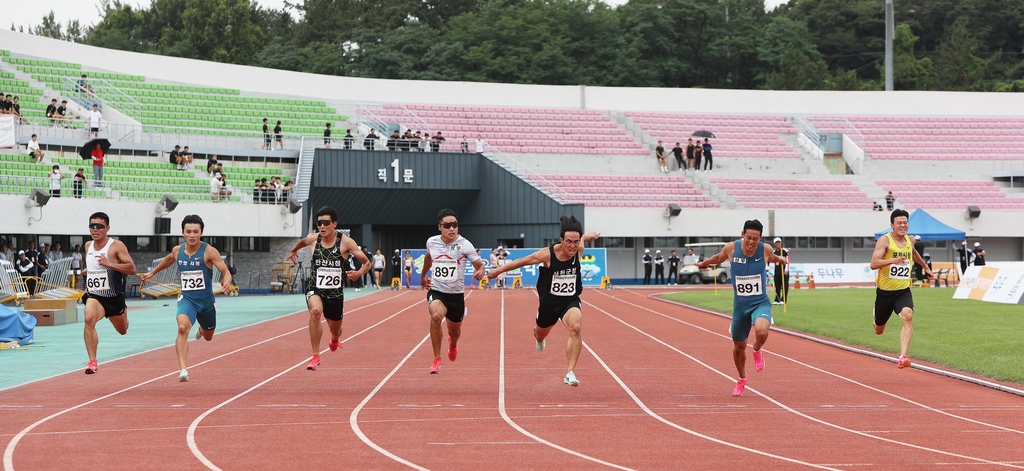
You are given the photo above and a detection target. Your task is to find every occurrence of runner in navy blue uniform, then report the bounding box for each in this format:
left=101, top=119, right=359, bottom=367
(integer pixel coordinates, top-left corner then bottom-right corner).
left=488, top=215, right=600, bottom=387
left=420, top=209, right=487, bottom=374
left=286, top=206, right=370, bottom=371
left=140, top=215, right=232, bottom=382
left=698, top=219, right=787, bottom=396
left=82, top=212, right=137, bottom=374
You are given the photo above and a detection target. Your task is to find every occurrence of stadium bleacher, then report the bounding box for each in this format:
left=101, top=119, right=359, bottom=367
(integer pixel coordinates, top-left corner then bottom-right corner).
left=374, top=104, right=647, bottom=155
left=626, top=112, right=802, bottom=159
left=811, top=116, right=1024, bottom=160
left=876, top=179, right=1024, bottom=211
left=3, top=55, right=346, bottom=135
left=532, top=174, right=719, bottom=208
left=710, top=178, right=875, bottom=210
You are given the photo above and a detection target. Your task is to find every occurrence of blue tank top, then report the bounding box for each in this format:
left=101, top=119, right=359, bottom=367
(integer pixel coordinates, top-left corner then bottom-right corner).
left=177, top=242, right=214, bottom=300
left=730, top=240, right=769, bottom=308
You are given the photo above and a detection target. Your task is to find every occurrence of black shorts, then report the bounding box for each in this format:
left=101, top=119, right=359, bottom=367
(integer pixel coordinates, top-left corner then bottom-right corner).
left=90, top=127, right=99, bottom=133
left=83, top=292, right=126, bottom=318
left=29, top=151, right=37, bottom=158
left=874, top=288, right=914, bottom=326
left=306, top=292, right=345, bottom=322
left=537, top=297, right=582, bottom=328
left=427, top=290, right=466, bottom=323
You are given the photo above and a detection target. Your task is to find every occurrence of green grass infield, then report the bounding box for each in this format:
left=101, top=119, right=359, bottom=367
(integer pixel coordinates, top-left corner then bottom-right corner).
left=661, top=287, right=1024, bottom=385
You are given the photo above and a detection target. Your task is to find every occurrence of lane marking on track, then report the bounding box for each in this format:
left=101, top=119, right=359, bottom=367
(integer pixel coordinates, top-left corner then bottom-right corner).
left=190, top=298, right=423, bottom=471
left=498, top=290, right=635, bottom=471
left=613, top=290, right=1024, bottom=436
left=3, top=292, right=405, bottom=471
left=587, top=292, right=1024, bottom=469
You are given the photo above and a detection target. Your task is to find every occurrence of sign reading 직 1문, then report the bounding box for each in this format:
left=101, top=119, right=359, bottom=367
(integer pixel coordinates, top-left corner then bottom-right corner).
left=953, top=264, right=1024, bottom=304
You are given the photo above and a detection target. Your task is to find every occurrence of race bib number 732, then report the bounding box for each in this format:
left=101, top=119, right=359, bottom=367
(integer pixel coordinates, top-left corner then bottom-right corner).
left=180, top=270, right=206, bottom=291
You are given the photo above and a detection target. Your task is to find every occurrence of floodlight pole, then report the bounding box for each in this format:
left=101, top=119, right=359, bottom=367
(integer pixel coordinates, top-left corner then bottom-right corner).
left=885, top=0, right=894, bottom=91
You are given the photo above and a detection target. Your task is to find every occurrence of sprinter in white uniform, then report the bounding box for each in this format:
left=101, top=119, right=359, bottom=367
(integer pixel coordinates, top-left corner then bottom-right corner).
left=420, top=208, right=486, bottom=374
left=81, top=211, right=137, bottom=374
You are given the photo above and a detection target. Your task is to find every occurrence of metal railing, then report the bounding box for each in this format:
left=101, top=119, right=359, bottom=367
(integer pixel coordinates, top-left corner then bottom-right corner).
left=16, top=120, right=307, bottom=152
left=0, top=174, right=248, bottom=204
left=60, top=76, right=143, bottom=120
left=793, top=116, right=821, bottom=144
left=294, top=136, right=314, bottom=202
left=357, top=103, right=433, bottom=136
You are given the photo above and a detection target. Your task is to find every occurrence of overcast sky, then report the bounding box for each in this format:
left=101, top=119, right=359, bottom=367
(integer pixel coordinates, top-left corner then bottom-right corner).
left=8, top=0, right=789, bottom=32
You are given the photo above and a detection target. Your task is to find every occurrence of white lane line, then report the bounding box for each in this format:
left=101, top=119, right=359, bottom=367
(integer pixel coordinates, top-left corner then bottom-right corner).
left=190, top=298, right=422, bottom=471
left=498, top=290, right=635, bottom=471
left=586, top=293, right=1024, bottom=469
left=616, top=290, right=1024, bottom=435
left=3, top=292, right=405, bottom=471
left=581, top=336, right=839, bottom=470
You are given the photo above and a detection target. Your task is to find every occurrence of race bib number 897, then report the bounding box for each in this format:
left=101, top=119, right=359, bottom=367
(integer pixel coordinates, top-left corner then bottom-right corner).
left=433, top=259, right=458, bottom=282
left=734, top=274, right=762, bottom=297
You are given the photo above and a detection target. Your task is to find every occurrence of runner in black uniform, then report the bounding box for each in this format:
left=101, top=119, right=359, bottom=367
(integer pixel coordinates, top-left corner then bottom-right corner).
left=287, top=206, right=370, bottom=371
left=81, top=212, right=137, bottom=375
left=488, top=214, right=600, bottom=387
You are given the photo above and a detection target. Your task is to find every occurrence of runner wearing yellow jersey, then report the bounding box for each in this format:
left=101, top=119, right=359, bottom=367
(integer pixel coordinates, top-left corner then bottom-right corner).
left=870, top=209, right=934, bottom=369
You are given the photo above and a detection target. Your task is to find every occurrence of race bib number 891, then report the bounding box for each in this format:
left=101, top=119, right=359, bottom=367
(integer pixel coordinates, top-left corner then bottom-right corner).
left=433, top=259, right=458, bottom=282
left=734, top=274, right=762, bottom=297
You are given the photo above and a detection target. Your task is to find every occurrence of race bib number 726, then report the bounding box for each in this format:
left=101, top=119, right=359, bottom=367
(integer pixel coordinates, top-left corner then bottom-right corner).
left=316, top=267, right=343, bottom=289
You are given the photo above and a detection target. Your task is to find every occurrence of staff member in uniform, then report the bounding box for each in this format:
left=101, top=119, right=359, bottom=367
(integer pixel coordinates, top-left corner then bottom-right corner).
left=870, top=209, right=933, bottom=370
left=284, top=206, right=370, bottom=371
left=772, top=237, right=789, bottom=305
left=140, top=215, right=232, bottom=382
left=488, top=215, right=599, bottom=387
left=82, top=212, right=137, bottom=375
left=421, top=209, right=487, bottom=374
left=698, top=220, right=787, bottom=396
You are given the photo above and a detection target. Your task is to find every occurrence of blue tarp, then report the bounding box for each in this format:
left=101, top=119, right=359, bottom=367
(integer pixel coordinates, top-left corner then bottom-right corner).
left=874, top=208, right=966, bottom=241
left=0, top=304, right=35, bottom=344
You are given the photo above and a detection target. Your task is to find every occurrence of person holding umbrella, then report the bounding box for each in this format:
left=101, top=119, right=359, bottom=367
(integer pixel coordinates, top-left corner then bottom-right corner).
left=702, top=138, right=714, bottom=172
left=80, top=138, right=111, bottom=189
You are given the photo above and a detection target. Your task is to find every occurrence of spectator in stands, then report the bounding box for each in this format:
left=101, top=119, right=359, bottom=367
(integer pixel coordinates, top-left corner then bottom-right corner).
left=656, top=141, right=667, bottom=173
left=169, top=145, right=181, bottom=167
left=672, top=142, right=685, bottom=171
left=912, top=235, right=925, bottom=281
left=274, top=120, right=284, bottom=150
left=642, top=248, right=653, bottom=284
left=416, top=131, right=428, bottom=152
left=87, top=104, right=102, bottom=139
left=73, top=168, right=87, bottom=198
left=475, top=134, right=485, bottom=153
left=271, top=176, right=283, bottom=203
left=282, top=180, right=294, bottom=200
left=686, top=138, right=696, bottom=171
left=262, top=118, right=271, bottom=150
left=259, top=178, right=270, bottom=203
left=702, top=138, right=713, bottom=172
left=46, top=98, right=58, bottom=124
left=431, top=132, right=445, bottom=152
left=460, top=135, right=469, bottom=153
left=885, top=191, right=895, bottom=211
left=973, top=242, right=987, bottom=266
left=55, top=100, right=71, bottom=127
left=400, top=130, right=413, bottom=151
left=48, top=164, right=64, bottom=197
left=873, top=201, right=884, bottom=211
left=211, top=174, right=231, bottom=202
left=387, top=130, right=400, bottom=151
left=0, top=92, right=8, bottom=114
left=252, top=179, right=262, bottom=204
left=179, top=146, right=193, bottom=170
left=364, top=129, right=378, bottom=150
left=52, top=242, right=63, bottom=260
left=343, top=129, right=354, bottom=149
left=693, top=139, right=703, bottom=171
left=11, top=96, right=26, bottom=123
left=77, top=74, right=94, bottom=98
left=213, top=163, right=225, bottom=179
left=28, top=134, right=45, bottom=163
left=1, top=94, right=12, bottom=114
left=206, top=155, right=219, bottom=175
left=654, top=250, right=665, bottom=283
left=668, top=250, right=680, bottom=285
left=91, top=144, right=105, bottom=188
left=324, top=123, right=332, bottom=148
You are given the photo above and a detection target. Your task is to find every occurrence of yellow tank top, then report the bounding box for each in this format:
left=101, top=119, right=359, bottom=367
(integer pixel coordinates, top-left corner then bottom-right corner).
left=876, top=233, right=914, bottom=291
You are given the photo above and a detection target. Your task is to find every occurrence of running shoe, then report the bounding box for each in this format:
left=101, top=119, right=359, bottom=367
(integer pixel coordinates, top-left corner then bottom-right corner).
left=430, top=357, right=442, bottom=374
left=564, top=371, right=580, bottom=387
left=329, top=338, right=341, bottom=352
left=447, top=339, right=458, bottom=362
left=897, top=355, right=911, bottom=369
left=306, top=355, right=321, bottom=371
left=536, top=338, right=546, bottom=353
left=752, top=348, right=765, bottom=372
left=178, top=369, right=189, bottom=382
left=732, top=377, right=748, bottom=397
left=194, top=327, right=203, bottom=340
left=84, top=359, right=98, bottom=375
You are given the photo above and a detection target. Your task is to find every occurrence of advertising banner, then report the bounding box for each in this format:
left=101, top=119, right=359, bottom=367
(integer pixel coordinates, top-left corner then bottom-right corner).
left=0, top=115, right=15, bottom=148
left=401, top=247, right=607, bottom=288
left=769, top=263, right=876, bottom=285
left=954, top=265, right=1024, bottom=304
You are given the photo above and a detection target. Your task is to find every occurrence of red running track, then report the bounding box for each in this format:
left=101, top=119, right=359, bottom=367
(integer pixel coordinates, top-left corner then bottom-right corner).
left=3, top=288, right=1024, bottom=470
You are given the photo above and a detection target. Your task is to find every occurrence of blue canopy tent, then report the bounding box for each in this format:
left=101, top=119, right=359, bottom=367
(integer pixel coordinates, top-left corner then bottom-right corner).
left=874, top=208, right=966, bottom=241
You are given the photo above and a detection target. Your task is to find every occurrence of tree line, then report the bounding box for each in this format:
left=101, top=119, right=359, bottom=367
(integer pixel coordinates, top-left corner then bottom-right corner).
left=15, top=0, right=1024, bottom=92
